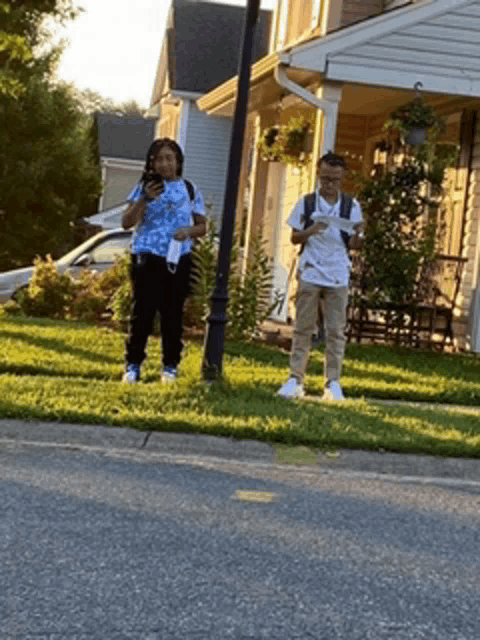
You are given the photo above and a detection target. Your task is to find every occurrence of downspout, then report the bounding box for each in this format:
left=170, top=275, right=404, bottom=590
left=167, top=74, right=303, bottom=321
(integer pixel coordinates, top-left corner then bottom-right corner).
left=274, top=63, right=338, bottom=154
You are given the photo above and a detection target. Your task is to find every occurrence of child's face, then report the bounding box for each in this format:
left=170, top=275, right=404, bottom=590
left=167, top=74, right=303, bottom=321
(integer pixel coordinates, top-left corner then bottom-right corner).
left=317, top=163, right=344, bottom=200
left=153, top=147, right=178, bottom=180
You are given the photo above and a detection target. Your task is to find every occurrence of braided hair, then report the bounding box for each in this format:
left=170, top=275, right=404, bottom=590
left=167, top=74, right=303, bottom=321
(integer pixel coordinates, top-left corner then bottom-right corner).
left=141, top=138, right=184, bottom=184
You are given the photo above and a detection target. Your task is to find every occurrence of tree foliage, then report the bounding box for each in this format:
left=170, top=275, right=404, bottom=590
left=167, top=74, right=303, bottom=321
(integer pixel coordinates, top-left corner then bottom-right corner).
left=0, top=1, right=104, bottom=271
left=353, top=108, right=459, bottom=310
left=0, top=0, right=80, bottom=97
left=0, top=76, right=102, bottom=271
left=72, top=87, right=147, bottom=117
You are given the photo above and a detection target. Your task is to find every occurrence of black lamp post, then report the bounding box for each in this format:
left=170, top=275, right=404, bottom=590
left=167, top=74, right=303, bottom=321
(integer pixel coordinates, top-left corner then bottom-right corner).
left=202, top=0, right=261, bottom=381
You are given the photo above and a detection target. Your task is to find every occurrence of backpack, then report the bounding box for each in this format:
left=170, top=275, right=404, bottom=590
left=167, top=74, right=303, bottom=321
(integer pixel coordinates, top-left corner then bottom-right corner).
left=184, top=179, right=200, bottom=248
left=302, top=192, right=353, bottom=252
left=184, top=179, right=195, bottom=203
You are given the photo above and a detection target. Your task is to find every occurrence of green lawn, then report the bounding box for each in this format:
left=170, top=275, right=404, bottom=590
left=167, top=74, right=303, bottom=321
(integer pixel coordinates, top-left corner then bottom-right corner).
left=1, top=311, right=480, bottom=458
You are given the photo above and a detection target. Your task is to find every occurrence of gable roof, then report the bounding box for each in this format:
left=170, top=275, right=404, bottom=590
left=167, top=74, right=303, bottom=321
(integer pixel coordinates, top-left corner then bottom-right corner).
left=281, top=0, right=480, bottom=98
left=95, top=113, right=156, bottom=161
left=168, top=0, right=272, bottom=95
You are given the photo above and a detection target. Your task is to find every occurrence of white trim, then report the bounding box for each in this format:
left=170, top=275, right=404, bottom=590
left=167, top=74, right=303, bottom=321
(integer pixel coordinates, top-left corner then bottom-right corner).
left=98, top=164, right=107, bottom=212
left=171, top=89, right=204, bottom=101
left=280, top=0, right=473, bottom=70
left=101, top=157, right=145, bottom=170
left=276, top=0, right=289, bottom=50
left=274, top=65, right=340, bottom=152
left=311, top=0, right=323, bottom=29
left=327, top=61, right=480, bottom=97
left=177, top=100, right=190, bottom=151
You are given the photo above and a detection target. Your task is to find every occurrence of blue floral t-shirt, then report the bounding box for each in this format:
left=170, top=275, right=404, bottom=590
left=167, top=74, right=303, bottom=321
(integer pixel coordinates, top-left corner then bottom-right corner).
left=127, top=179, right=205, bottom=257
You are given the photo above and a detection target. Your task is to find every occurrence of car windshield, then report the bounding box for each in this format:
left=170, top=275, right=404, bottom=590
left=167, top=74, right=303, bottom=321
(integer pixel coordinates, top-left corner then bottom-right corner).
left=56, top=230, right=128, bottom=266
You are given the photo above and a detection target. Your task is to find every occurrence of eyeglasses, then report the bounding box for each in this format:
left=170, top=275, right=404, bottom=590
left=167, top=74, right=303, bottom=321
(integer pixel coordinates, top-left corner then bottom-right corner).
left=319, top=176, right=343, bottom=184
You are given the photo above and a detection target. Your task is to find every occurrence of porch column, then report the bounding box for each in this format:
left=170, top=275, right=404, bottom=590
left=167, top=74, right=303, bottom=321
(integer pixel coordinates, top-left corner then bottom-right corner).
left=241, top=110, right=275, bottom=276
left=310, top=83, right=343, bottom=188
left=235, top=116, right=255, bottom=241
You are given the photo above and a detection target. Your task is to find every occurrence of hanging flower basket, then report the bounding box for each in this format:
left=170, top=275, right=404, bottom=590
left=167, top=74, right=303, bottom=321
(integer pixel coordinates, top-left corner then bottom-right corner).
left=258, top=116, right=314, bottom=165
left=257, top=126, right=282, bottom=162
left=383, top=97, right=445, bottom=145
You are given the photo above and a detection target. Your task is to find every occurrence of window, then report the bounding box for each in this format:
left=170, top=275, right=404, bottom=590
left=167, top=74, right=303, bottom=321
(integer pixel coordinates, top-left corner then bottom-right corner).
left=86, top=235, right=131, bottom=264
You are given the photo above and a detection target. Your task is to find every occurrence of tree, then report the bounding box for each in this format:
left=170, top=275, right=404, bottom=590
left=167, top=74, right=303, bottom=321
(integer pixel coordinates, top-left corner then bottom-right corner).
left=72, top=87, right=147, bottom=117
left=0, top=1, right=104, bottom=271
left=0, top=0, right=80, bottom=97
left=0, top=76, right=102, bottom=271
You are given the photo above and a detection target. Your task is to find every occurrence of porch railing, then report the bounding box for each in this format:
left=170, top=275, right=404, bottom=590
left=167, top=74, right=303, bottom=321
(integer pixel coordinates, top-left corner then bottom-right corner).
left=347, top=253, right=468, bottom=350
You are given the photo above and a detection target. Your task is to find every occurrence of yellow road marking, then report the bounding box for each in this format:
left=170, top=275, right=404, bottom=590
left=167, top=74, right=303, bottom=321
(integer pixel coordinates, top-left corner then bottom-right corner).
left=234, top=490, right=278, bottom=502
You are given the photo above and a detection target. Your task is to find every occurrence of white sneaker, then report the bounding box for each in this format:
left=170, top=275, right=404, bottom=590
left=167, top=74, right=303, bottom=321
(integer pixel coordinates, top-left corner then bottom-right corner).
left=162, top=366, right=177, bottom=383
left=322, top=380, right=345, bottom=401
left=277, top=377, right=304, bottom=398
left=122, top=363, right=140, bottom=383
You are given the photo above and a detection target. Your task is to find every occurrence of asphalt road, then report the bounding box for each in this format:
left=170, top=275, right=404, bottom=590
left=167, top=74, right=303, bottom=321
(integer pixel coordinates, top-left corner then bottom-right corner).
left=2, top=429, right=479, bottom=640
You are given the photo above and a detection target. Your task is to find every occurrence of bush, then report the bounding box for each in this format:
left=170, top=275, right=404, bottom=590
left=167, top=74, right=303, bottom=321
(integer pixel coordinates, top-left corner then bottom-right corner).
left=68, top=269, right=107, bottom=324
left=188, top=223, right=279, bottom=341
left=2, top=299, right=22, bottom=315
left=105, top=252, right=132, bottom=331
left=19, top=255, right=74, bottom=318
left=228, top=234, right=280, bottom=341
left=186, top=222, right=218, bottom=328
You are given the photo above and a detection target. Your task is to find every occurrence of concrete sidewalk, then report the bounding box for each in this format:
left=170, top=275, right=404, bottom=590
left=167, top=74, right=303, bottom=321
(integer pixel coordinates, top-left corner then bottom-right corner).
left=1, top=417, right=480, bottom=488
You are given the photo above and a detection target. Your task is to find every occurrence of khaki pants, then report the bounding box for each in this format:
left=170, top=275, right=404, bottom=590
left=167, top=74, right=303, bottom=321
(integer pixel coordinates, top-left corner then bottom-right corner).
left=290, top=280, right=349, bottom=385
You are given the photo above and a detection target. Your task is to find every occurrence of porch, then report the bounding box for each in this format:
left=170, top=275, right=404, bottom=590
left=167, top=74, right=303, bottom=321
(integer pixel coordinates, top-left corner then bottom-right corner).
left=197, top=0, right=480, bottom=351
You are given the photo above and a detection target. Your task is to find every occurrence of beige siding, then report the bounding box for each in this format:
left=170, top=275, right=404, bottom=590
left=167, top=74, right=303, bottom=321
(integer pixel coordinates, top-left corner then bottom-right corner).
left=286, top=0, right=313, bottom=44
left=279, top=164, right=308, bottom=320
left=457, top=112, right=480, bottom=348
left=335, top=113, right=368, bottom=193
left=157, top=103, right=181, bottom=139
left=341, top=0, right=384, bottom=28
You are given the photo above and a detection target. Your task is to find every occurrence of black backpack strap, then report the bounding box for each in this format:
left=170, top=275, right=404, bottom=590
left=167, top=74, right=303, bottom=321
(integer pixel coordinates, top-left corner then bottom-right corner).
left=184, top=179, right=195, bottom=202
left=299, top=192, right=316, bottom=255
left=339, top=194, right=354, bottom=251
left=303, top=192, right=316, bottom=229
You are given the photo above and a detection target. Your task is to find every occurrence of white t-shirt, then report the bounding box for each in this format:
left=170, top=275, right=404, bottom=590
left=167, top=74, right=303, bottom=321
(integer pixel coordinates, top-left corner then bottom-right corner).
left=287, top=191, right=363, bottom=287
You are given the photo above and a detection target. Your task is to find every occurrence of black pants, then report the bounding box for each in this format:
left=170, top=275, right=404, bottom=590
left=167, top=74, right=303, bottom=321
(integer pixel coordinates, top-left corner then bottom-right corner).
left=125, top=252, right=192, bottom=368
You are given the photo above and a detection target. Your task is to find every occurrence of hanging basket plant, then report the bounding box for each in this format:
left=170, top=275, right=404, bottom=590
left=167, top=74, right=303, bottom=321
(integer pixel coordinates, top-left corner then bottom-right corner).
left=283, top=116, right=314, bottom=159
left=257, top=125, right=282, bottom=162
left=383, top=96, right=446, bottom=145
left=257, top=116, right=314, bottom=165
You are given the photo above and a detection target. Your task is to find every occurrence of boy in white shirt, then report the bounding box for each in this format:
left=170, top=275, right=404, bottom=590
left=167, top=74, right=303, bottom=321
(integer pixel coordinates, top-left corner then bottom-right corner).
left=277, top=152, right=364, bottom=400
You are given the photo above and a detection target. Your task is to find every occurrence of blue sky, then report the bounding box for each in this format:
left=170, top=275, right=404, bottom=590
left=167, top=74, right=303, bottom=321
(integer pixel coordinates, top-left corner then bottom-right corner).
left=54, top=0, right=276, bottom=108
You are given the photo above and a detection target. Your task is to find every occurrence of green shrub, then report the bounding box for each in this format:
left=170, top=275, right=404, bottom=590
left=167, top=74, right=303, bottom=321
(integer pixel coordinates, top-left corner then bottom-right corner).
left=228, top=234, right=280, bottom=341
left=68, top=269, right=107, bottom=324
left=188, top=223, right=279, bottom=341
left=20, top=255, right=74, bottom=318
left=106, top=252, right=132, bottom=331
left=186, top=222, right=218, bottom=328
left=2, top=299, right=22, bottom=315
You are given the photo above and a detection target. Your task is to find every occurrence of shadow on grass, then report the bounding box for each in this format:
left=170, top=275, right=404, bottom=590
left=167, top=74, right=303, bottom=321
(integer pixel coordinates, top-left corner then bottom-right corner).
left=184, top=381, right=480, bottom=458
left=1, top=374, right=479, bottom=458
left=0, top=329, right=120, bottom=365
left=223, top=341, right=289, bottom=369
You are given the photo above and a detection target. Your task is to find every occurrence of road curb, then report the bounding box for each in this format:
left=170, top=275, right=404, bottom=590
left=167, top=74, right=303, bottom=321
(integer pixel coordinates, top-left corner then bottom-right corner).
left=1, top=418, right=479, bottom=486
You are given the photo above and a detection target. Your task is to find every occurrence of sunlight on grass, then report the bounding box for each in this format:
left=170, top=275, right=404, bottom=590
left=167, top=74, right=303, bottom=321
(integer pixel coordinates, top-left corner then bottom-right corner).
left=1, top=312, right=480, bottom=457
